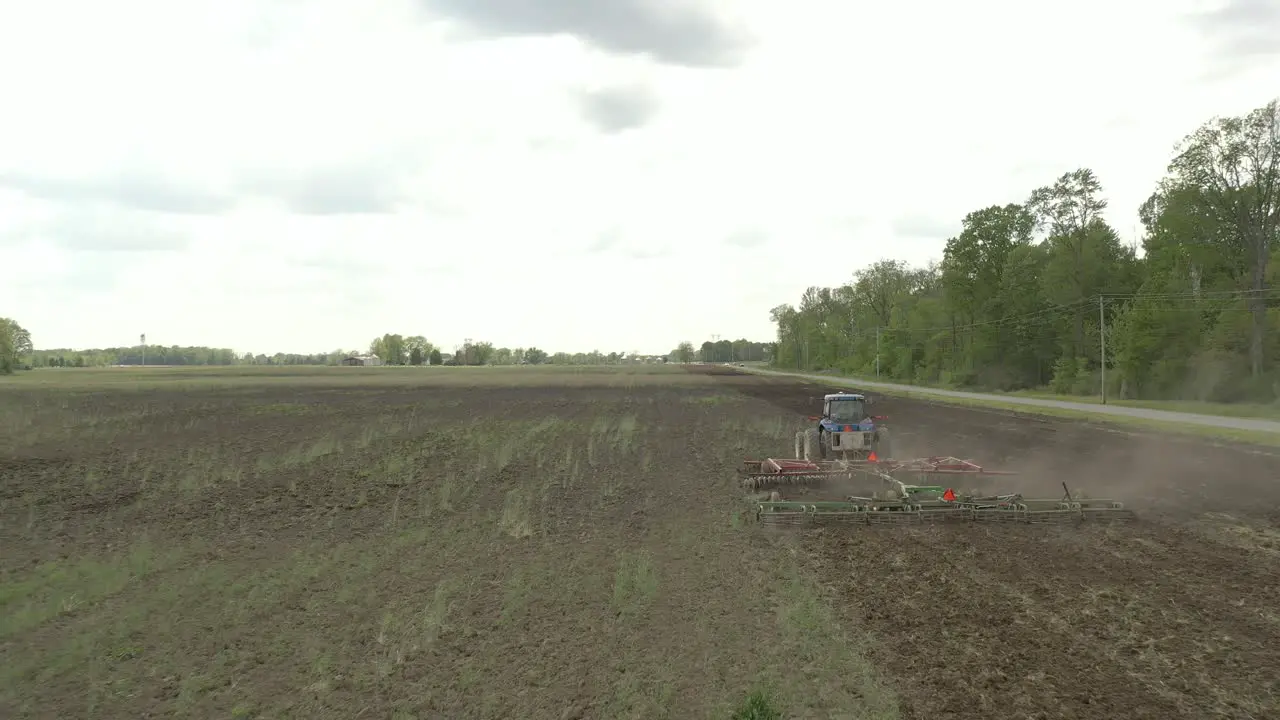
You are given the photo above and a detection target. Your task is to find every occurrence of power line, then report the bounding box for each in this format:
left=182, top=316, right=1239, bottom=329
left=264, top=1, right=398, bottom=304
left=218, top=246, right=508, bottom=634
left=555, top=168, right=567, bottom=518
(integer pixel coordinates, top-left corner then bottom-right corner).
left=1103, top=288, right=1280, bottom=300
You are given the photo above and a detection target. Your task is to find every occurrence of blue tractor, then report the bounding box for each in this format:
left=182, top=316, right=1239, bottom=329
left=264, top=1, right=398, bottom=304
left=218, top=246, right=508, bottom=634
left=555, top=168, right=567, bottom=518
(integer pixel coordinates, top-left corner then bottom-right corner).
left=794, top=392, right=892, bottom=461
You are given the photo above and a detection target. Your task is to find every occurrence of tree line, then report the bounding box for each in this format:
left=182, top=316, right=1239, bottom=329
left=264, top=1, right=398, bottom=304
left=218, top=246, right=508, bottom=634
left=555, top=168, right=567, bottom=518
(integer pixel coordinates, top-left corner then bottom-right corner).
left=668, top=339, right=774, bottom=363
left=0, top=325, right=667, bottom=372
left=367, top=335, right=672, bottom=366
left=366, top=335, right=552, bottom=366
left=769, top=98, right=1280, bottom=403
left=28, top=346, right=349, bottom=368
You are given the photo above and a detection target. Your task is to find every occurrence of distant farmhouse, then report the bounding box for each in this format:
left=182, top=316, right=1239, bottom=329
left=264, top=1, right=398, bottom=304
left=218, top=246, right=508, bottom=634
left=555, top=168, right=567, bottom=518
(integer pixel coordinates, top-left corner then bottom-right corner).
left=342, top=354, right=383, bottom=366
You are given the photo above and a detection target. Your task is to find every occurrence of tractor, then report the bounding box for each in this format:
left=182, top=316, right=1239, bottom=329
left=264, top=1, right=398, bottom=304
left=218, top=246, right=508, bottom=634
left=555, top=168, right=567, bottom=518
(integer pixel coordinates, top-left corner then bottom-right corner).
left=795, top=392, right=892, bottom=462
left=738, top=390, right=1137, bottom=525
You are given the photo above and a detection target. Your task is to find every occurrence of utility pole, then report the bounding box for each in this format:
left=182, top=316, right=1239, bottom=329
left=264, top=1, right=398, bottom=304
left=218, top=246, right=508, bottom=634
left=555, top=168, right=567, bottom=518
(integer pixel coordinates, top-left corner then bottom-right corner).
left=875, top=327, right=881, bottom=378
left=1099, top=296, right=1107, bottom=404
left=140, top=333, right=146, bottom=367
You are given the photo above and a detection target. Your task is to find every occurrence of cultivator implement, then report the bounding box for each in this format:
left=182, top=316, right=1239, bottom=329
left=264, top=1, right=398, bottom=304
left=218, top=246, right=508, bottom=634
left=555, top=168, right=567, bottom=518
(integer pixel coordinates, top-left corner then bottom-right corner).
left=754, top=491, right=1137, bottom=526
left=739, top=455, right=1013, bottom=491
left=741, top=454, right=1137, bottom=525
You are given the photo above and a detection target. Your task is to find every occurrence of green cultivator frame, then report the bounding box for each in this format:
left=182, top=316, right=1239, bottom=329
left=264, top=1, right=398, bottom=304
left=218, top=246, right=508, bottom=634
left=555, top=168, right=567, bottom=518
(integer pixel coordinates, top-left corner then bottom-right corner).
left=739, top=455, right=1137, bottom=525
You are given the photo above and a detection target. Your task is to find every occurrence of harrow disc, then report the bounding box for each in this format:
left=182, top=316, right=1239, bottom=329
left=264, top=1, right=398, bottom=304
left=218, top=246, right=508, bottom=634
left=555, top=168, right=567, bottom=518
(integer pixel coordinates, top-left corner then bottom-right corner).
left=738, top=459, right=855, bottom=490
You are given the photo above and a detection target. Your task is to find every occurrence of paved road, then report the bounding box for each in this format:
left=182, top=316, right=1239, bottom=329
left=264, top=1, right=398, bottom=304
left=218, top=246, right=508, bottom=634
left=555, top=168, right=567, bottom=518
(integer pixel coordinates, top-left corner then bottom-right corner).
left=744, top=367, right=1280, bottom=435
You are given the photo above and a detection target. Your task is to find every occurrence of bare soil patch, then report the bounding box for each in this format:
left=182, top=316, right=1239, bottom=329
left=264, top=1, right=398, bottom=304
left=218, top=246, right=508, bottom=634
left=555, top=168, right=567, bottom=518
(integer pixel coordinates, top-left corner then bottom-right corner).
left=6, top=364, right=1277, bottom=719
left=688, top=364, right=1280, bottom=719
left=1, top=367, right=891, bottom=719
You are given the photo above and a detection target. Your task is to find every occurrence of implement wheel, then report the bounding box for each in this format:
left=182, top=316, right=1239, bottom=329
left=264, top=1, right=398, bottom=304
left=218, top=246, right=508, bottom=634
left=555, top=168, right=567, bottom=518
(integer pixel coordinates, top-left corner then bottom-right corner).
left=873, top=427, right=893, bottom=460
left=801, top=428, right=823, bottom=462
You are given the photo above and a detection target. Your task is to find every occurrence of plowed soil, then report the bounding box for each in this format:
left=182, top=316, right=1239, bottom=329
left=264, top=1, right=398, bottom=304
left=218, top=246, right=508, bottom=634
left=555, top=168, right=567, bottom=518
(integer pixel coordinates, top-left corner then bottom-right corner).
left=2, top=365, right=1278, bottom=719
left=690, top=364, right=1280, bottom=719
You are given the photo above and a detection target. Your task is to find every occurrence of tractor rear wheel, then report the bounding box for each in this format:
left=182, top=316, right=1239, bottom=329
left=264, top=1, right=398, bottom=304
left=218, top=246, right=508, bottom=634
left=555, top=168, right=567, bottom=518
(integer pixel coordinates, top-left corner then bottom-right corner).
left=873, top=427, right=893, bottom=460
left=801, top=428, right=822, bottom=462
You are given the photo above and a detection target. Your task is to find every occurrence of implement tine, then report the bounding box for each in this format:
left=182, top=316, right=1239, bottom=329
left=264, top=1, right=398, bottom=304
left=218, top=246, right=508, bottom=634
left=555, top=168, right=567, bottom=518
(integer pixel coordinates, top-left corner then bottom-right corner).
left=745, top=454, right=1138, bottom=525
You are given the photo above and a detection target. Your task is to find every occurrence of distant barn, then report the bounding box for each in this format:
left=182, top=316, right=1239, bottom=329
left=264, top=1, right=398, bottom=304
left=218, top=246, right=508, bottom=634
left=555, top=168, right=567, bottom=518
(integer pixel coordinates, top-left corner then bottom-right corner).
left=342, top=354, right=383, bottom=366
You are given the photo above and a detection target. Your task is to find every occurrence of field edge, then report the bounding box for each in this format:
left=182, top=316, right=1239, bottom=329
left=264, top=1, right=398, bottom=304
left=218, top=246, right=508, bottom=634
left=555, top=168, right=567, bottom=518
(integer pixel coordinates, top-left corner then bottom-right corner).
left=745, top=366, right=1280, bottom=449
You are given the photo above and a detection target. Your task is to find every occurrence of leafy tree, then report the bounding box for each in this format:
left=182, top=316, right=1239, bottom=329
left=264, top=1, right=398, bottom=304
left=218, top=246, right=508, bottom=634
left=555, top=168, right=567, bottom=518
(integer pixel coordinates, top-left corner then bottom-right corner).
left=1163, top=99, right=1279, bottom=378
left=764, top=97, right=1280, bottom=402
left=1028, top=168, right=1130, bottom=359
left=428, top=348, right=443, bottom=365
left=464, top=341, right=495, bottom=365
left=673, top=341, right=695, bottom=363
left=404, top=336, right=435, bottom=365
left=0, top=317, right=32, bottom=373
left=369, top=334, right=407, bottom=365
left=524, top=347, right=548, bottom=364
left=941, top=204, right=1034, bottom=382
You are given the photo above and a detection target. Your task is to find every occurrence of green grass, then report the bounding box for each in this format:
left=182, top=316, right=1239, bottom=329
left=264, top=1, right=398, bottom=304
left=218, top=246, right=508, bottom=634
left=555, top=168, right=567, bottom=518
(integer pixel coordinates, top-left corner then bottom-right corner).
left=893, top=388, right=1280, bottom=447
left=0, top=538, right=188, bottom=641
left=775, top=367, right=1280, bottom=421
left=731, top=690, right=783, bottom=720
left=1003, top=389, right=1280, bottom=421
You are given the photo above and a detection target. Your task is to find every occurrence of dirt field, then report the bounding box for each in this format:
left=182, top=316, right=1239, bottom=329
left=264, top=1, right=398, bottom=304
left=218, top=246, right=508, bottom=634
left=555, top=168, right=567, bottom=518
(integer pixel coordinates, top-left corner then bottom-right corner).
left=3, top=365, right=1279, bottom=719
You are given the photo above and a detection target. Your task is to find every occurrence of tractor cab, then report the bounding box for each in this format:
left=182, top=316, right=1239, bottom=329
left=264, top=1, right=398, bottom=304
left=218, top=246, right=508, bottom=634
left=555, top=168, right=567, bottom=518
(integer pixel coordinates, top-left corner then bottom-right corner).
left=823, top=393, right=868, bottom=428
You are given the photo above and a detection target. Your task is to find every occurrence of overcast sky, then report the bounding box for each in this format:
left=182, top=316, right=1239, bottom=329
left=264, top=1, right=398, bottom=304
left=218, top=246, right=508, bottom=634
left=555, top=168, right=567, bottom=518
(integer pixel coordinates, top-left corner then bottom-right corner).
left=1, top=0, right=1275, bottom=355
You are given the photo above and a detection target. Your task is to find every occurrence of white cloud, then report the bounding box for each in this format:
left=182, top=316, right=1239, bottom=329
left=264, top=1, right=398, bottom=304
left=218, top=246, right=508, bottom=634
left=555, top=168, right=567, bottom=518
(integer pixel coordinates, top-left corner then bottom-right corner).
left=0, top=0, right=1275, bottom=354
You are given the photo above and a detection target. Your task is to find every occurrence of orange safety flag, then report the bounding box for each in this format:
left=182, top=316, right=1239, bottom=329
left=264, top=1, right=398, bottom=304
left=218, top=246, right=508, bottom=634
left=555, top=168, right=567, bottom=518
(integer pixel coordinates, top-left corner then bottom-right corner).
left=942, top=488, right=956, bottom=502
left=867, top=451, right=878, bottom=463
